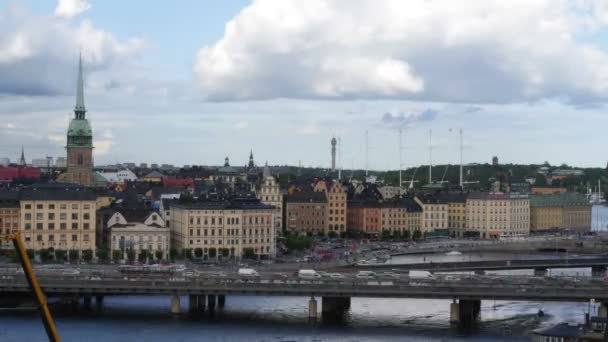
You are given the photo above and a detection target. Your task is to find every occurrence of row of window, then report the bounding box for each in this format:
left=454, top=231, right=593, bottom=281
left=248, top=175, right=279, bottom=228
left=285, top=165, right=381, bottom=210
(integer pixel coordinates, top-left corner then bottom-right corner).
left=189, top=228, right=271, bottom=236
left=24, top=203, right=92, bottom=210
left=24, top=233, right=90, bottom=242
left=25, top=213, right=90, bottom=220
left=24, top=222, right=90, bottom=230
left=189, top=239, right=272, bottom=246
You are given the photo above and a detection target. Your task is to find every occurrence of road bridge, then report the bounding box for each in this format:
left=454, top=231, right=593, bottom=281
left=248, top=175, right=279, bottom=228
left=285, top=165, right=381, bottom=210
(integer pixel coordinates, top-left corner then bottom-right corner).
left=0, top=272, right=607, bottom=327
left=353, top=256, right=608, bottom=275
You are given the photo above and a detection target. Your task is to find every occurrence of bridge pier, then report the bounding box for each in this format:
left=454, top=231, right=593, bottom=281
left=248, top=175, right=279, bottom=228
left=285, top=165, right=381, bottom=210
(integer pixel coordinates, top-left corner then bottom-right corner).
left=170, top=294, right=181, bottom=315
left=197, top=295, right=206, bottom=312
left=83, top=294, right=92, bottom=310
left=534, top=268, right=547, bottom=277
left=450, top=300, right=460, bottom=324
left=308, top=296, right=318, bottom=320
left=207, top=294, right=216, bottom=311
left=450, top=299, right=481, bottom=327
left=95, top=295, right=104, bottom=307
left=592, top=266, right=607, bottom=278
left=189, top=295, right=198, bottom=314
left=598, top=302, right=608, bottom=318
left=218, top=295, right=225, bottom=308
left=322, top=297, right=351, bottom=316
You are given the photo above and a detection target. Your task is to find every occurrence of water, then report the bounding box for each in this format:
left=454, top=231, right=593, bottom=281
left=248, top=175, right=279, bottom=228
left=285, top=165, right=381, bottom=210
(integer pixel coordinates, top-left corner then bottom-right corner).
left=0, top=292, right=599, bottom=341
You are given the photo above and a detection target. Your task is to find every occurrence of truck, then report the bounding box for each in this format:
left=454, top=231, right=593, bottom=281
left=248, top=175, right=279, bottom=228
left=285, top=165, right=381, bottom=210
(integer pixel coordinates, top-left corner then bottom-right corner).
left=408, top=270, right=435, bottom=279
left=298, top=269, right=321, bottom=279
left=237, top=268, right=259, bottom=277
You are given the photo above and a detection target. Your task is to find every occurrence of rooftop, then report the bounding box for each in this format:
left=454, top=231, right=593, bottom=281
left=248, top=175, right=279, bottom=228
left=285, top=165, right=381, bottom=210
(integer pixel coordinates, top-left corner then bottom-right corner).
left=530, top=192, right=590, bottom=207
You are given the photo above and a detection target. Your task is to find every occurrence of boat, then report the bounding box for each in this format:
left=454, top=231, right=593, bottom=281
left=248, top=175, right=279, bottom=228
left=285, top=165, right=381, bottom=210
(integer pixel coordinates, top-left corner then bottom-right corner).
left=445, top=251, right=462, bottom=256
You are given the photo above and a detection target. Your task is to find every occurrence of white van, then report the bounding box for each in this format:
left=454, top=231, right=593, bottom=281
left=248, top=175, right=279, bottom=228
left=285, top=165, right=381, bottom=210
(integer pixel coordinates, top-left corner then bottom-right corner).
left=298, top=269, right=321, bottom=279
left=408, top=270, right=435, bottom=279
left=238, top=268, right=259, bottom=277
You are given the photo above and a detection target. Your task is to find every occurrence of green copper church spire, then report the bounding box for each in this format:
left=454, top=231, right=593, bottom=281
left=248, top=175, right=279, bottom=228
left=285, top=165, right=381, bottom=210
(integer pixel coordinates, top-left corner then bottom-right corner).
left=74, top=52, right=86, bottom=119
left=67, top=53, right=93, bottom=148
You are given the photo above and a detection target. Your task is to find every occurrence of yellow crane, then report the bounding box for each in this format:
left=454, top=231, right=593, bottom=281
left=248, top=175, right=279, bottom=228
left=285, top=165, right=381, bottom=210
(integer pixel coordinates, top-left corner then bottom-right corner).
left=3, top=232, right=60, bottom=341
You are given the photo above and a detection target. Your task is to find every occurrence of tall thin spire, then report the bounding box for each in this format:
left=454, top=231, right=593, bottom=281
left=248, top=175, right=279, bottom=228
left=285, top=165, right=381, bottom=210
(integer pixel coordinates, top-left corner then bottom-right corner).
left=74, top=52, right=86, bottom=118
left=19, top=145, right=26, bottom=166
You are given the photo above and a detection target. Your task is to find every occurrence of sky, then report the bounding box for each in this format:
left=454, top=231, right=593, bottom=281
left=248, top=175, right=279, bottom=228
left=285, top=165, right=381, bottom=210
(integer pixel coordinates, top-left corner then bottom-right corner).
left=2, top=0, right=608, bottom=170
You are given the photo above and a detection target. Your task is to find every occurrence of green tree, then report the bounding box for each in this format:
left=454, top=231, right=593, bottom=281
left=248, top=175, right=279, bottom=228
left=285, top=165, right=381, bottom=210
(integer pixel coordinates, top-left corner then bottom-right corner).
left=220, top=248, right=230, bottom=258
left=68, top=249, right=79, bottom=262
left=8, top=250, right=18, bottom=263
left=412, top=230, right=422, bottom=241
left=183, top=248, right=193, bottom=260
left=393, top=230, right=402, bottom=241
left=535, top=174, right=547, bottom=187
left=243, top=248, right=255, bottom=259
left=208, top=247, right=217, bottom=258
left=285, top=236, right=312, bottom=251
left=126, top=249, right=136, bottom=263
left=138, top=249, right=149, bottom=263
left=112, top=249, right=122, bottom=263
left=403, top=230, right=411, bottom=241
left=170, top=248, right=180, bottom=260
left=55, top=249, right=67, bottom=262
left=82, top=249, right=93, bottom=263
left=26, top=249, right=35, bottom=260
left=339, top=231, right=347, bottom=239
left=38, top=249, right=51, bottom=263
left=327, top=231, right=337, bottom=239
left=96, top=249, right=109, bottom=263
left=155, top=250, right=163, bottom=261
left=194, top=248, right=203, bottom=258
left=381, top=230, right=391, bottom=241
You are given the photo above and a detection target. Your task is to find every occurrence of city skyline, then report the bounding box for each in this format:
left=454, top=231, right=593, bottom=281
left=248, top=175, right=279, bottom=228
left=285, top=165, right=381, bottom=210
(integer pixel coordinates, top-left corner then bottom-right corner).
left=2, top=1, right=608, bottom=169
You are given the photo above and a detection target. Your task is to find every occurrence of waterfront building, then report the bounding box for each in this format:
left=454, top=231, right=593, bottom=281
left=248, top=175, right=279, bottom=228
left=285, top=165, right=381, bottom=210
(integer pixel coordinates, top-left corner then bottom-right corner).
left=104, top=209, right=170, bottom=260
left=347, top=201, right=381, bottom=237
left=19, top=184, right=97, bottom=255
left=415, top=193, right=449, bottom=235
left=437, top=192, right=468, bottom=238
left=284, top=191, right=327, bottom=235
left=170, top=198, right=275, bottom=259
left=380, top=201, right=408, bottom=236
left=314, top=179, right=347, bottom=234
left=256, top=164, right=283, bottom=235
left=57, top=56, right=105, bottom=186
left=465, top=192, right=530, bottom=238
left=0, top=191, right=19, bottom=249
left=529, top=193, right=591, bottom=232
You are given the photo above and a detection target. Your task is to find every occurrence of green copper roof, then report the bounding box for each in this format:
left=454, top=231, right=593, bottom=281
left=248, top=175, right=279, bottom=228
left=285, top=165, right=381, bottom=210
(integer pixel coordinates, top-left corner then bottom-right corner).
left=529, top=193, right=589, bottom=207
left=68, top=119, right=92, bottom=137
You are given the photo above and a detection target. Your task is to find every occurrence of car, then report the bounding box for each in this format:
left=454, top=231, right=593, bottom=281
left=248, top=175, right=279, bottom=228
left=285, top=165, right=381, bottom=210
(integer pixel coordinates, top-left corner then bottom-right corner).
left=378, top=272, right=400, bottom=279
left=356, top=271, right=376, bottom=279
left=329, top=273, right=345, bottom=279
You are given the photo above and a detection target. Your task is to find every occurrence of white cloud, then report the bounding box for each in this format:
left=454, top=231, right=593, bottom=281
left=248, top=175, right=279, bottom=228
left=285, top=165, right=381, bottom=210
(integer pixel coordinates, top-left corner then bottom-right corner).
left=94, top=139, right=112, bottom=156
left=0, top=3, right=145, bottom=96
left=55, top=0, right=91, bottom=19
left=194, top=0, right=608, bottom=104
left=234, top=121, right=249, bottom=129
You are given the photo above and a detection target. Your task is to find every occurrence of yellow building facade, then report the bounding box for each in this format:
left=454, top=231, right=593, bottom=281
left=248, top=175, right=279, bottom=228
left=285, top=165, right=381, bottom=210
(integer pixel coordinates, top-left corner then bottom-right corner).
left=19, top=186, right=97, bottom=254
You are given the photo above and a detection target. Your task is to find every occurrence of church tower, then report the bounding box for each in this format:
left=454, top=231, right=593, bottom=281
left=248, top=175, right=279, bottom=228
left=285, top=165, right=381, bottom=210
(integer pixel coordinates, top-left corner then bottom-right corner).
left=63, top=54, right=94, bottom=185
